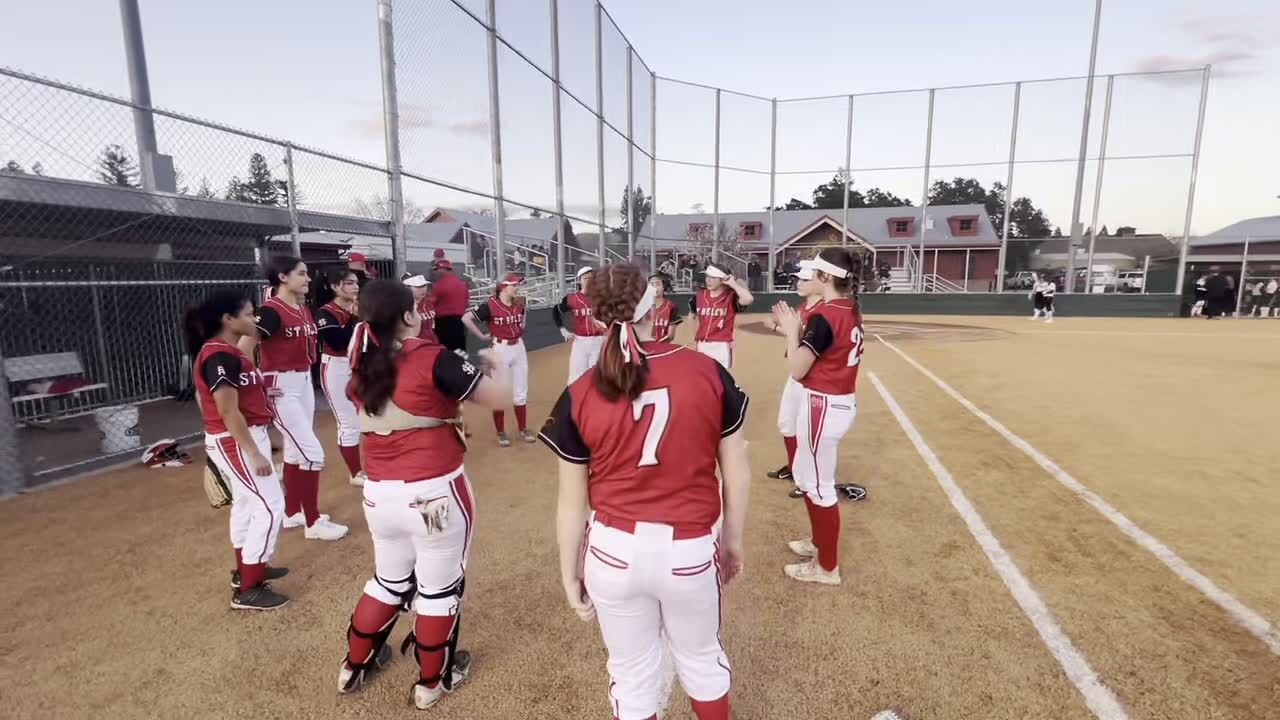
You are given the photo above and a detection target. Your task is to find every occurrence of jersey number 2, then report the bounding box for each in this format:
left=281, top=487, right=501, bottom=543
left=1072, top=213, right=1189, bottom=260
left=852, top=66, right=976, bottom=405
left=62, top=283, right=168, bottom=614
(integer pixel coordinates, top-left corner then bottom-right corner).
left=631, top=388, right=671, bottom=467
left=847, top=326, right=865, bottom=367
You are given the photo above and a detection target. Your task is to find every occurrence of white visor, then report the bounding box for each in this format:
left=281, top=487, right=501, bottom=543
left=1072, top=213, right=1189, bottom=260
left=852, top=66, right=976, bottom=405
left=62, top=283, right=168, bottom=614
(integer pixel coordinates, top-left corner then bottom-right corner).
left=791, top=259, right=817, bottom=280
left=704, top=265, right=729, bottom=279
left=633, top=283, right=656, bottom=321
left=576, top=266, right=594, bottom=279
left=809, top=256, right=850, bottom=279
left=402, top=274, right=429, bottom=287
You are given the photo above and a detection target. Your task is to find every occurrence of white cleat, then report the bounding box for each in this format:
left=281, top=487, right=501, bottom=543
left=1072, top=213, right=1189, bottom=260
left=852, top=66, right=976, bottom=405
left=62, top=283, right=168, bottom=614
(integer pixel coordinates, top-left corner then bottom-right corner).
left=305, top=517, right=349, bottom=541
left=413, top=651, right=472, bottom=710
left=350, top=471, right=368, bottom=487
left=338, top=644, right=393, bottom=694
left=784, top=559, right=842, bottom=586
left=283, top=512, right=329, bottom=529
left=786, top=538, right=818, bottom=558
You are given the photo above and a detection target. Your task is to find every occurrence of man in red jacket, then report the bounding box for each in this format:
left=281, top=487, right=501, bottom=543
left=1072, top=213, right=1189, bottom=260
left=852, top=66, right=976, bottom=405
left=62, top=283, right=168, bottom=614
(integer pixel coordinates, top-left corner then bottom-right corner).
left=430, top=259, right=470, bottom=354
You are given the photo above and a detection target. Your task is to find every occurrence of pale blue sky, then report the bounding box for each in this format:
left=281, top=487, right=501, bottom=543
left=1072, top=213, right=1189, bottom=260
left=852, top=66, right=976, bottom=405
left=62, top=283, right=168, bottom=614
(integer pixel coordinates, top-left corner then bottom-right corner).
left=2, top=0, right=1276, bottom=237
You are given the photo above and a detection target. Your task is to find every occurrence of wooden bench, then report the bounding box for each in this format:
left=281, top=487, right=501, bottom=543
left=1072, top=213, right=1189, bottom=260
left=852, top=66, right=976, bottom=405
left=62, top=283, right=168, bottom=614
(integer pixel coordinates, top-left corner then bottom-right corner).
left=5, top=352, right=109, bottom=426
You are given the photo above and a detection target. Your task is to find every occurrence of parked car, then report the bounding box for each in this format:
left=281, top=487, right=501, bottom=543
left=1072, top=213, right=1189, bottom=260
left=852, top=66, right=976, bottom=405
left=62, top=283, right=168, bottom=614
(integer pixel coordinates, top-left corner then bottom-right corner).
left=1117, top=270, right=1145, bottom=293
left=1006, top=271, right=1037, bottom=290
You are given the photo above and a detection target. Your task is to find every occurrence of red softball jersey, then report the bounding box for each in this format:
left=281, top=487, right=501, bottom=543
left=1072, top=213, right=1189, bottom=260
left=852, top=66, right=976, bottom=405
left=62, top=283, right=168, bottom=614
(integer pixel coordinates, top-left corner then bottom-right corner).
left=557, top=292, right=605, bottom=337
left=783, top=299, right=822, bottom=357
left=651, top=299, right=682, bottom=343
left=353, top=338, right=483, bottom=481
left=539, top=342, right=749, bottom=531
left=417, top=295, right=439, bottom=343
left=471, top=297, right=525, bottom=341
left=689, top=288, right=745, bottom=343
left=797, top=297, right=864, bottom=395
left=255, top=297, right=317, bottom=371
left=315, top=301, right=357, bottom=357
left=194, top=338, right=272, bottom=434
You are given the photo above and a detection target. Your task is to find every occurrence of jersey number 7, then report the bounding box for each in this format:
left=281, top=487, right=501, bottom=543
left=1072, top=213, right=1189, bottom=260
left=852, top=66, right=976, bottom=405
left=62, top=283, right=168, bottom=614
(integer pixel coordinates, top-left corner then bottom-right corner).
left=631, top=387, right=671, bottom=467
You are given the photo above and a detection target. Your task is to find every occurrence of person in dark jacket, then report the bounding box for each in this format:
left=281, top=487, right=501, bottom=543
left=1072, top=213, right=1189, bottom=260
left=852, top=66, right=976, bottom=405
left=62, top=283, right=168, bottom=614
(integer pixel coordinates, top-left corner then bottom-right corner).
left=430, top=259, right=470, bottom=352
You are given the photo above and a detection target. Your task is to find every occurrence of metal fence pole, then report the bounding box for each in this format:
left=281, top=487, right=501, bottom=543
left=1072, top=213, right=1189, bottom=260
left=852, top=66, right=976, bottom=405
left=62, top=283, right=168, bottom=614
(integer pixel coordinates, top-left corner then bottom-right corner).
left=1141, top=255, right=1150, bottom=294
left=486, top=0, right=507, bottom=276
left=0, top=342, right=22, bottom=494
left=917, top=89, right=935, bottom=292
left=549, top=0, right=568, bottom=296
left=376, top=0, right=407, bottom=277
left=625, top=48, right=635, bottom=261
left=1235, top=235, right=1251, bottom=316
left=1176, top=65, right=1211, bottom=297
left=118, top=0, right=158, bottom=192
left=767, top=98, right=777, bottom=291
left=712, top=88, right=721, bottom=263
left=87, top=265, right=112, bottom=403
left=649, top=72, right=657, bottom=274
left=1084, top=75, right=1114, bottom=292
left=284, top=145, right=301, bottom=257
left=1066, top=0, right=1104, bottom=293
left=997, top=81, right=1021, bottom=293
left=841, top=95, right=853, bottom=249
left=594, top=2, right=606, bottom=264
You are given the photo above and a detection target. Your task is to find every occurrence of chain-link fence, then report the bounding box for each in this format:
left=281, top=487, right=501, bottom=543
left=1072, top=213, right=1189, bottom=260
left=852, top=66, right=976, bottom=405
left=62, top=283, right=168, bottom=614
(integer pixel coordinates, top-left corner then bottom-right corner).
left=2, top=0, right=1217, bottom=486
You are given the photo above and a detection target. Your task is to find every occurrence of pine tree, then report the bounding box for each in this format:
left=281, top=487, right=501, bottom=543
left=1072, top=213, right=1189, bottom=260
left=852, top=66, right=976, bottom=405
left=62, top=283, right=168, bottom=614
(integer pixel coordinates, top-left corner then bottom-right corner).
left=96, top=144, right=140, bottom=187
left=240, top=153, right=281, bottom=206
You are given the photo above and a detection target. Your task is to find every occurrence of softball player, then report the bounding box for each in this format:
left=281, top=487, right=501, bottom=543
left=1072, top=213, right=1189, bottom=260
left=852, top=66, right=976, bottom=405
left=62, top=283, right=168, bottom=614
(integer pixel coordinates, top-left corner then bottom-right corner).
left=1039, top=279, right=1056, bottom=323
left=316, top=269, right=364, bottom=486
left=337, top=280, right=514, bottom=710
left=554, top=266, right=607, bottom=384
left=185, top=290, right=289, bottom=610
left=1029, top=275, right=1048, bottom=321
left=241, top=256, right=348, bottom=541
left=689, top=263, right=753, bottom=369
left=764, top=260, right=821, bottom=484
left=648, top=272, right=683, bottom=343
left=540, top=263, right=751, bottom=720
left=402, top=273, right=439, bottom=343
left=771, top=247, right=864, bottom=586
left=462, top=274, right=533, bottom=447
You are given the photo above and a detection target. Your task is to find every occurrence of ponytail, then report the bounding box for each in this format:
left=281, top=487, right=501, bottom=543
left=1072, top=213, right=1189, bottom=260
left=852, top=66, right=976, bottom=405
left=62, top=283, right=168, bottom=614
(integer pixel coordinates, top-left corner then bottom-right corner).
left=816, top=246, right=860, bottom=296
left=182, top=290, right=251, bottom=358
left=587, top=264, right=650, bottom=402
left=349, top=279, right=414, bottom=414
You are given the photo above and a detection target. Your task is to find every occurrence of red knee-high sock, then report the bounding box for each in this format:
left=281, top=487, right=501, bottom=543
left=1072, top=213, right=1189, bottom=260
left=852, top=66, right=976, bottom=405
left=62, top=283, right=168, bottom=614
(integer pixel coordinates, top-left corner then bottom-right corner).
left=234, top=547, right=244, bottom=575
left=240, top=561, right=265, bottom=589
left=690, top=693, right=730, bottom=720
left=301, top=469, right=321, bottom=526
left=514, top=404, right=527, bottom=432
left=783, top=435, right=797, bottom=468
left=802, top=494, right=819, bottom=534
left=414, top=614, right=458, bottom=688
left=812, top=502, right=841, bottom=572
left=492, top=410, right=505, bottom=433
left=282, top=463, right=301, bottom=517
left=346, top=593, right=400, bottom=665
left=338, top=444, right=362, bottom=477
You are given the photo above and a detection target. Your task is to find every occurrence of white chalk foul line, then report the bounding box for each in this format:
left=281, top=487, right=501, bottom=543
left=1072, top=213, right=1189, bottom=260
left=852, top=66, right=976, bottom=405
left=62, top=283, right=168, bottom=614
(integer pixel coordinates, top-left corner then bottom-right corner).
left=876, top=335, right=1280, bottom=657
left=868, top=372, right=1128, bottom=720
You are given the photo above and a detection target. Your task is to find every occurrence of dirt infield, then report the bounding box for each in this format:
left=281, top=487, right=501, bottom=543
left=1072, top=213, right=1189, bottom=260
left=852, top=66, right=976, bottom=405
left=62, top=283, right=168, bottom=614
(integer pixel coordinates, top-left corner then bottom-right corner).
left=2, top=314, right=1278, bottom=719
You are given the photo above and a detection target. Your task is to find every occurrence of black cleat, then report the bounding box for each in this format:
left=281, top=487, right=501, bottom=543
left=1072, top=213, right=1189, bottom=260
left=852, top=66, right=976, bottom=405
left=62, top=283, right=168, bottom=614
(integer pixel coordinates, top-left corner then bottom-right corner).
left=767, top=465, right=793, bottom=480
left=789, top=487, right=804, bottom=499
left=230, top=566, right=290, bottom=589
left=231, top=583, right=290, bottom=611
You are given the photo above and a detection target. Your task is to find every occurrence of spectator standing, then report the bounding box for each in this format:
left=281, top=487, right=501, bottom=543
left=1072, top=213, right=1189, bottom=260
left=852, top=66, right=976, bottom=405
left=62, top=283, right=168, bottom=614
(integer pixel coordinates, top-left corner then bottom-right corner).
left=348, top=252, right=376, bottom=287
left=747, top=256, right=763, bottom=292
left=1204, top=271, right=1228, bottom=319
left=1266, top=277, right=1279, bottom=318
left=430, top=259, right=471, bottom=354
left=1248, top=279, right=1265, bottom=317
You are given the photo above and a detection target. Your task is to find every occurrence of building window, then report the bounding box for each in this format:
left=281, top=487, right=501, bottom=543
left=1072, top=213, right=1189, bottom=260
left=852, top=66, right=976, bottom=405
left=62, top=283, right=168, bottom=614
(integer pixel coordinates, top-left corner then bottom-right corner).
left=738, top=222, right=761, bottom=240
left=887, top=217, right=914, bottom=238
left=947, top=215, right=979, bottom=237
left=959, top=219, right=974, bottom=232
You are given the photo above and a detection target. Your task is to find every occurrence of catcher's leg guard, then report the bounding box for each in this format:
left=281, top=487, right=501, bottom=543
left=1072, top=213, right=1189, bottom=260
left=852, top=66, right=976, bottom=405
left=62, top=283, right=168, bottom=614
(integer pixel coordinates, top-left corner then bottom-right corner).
left=401, top=575, right=467, bottom=690
left=341, top=595, right=399, bottom=693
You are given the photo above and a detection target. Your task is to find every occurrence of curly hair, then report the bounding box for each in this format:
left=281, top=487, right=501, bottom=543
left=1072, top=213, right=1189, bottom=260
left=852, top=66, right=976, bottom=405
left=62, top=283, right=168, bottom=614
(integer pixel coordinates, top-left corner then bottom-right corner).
left=586, top=263, right=651, bottom=402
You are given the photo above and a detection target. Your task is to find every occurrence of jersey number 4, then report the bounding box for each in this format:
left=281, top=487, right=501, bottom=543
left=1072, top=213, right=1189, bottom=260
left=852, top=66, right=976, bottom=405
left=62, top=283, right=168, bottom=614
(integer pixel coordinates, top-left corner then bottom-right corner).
left=847, top=326, right=865, bottom=367
left=631, top=388, right=671, bottom=467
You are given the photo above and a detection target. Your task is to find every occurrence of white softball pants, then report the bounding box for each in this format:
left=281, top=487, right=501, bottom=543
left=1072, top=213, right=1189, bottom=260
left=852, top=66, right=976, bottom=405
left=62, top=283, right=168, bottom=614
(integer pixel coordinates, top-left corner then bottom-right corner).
left=206, top=425, right=284, bottom=565
left=791, top=389, right=856, bottom=508
left=320, top=355, right=359, bottom=448
left=776, top=376, right=802, bottom=436
left=568, top=334, right=605, bottom=385
left=265, top=370, right=324, bottom=471
left=695, top=341, right=732, bottom=370
left=360, top=468, right=476, bottom=616
left=491, top=340, right=528, bottom=405
left=584, top=520, right=730, bottom=720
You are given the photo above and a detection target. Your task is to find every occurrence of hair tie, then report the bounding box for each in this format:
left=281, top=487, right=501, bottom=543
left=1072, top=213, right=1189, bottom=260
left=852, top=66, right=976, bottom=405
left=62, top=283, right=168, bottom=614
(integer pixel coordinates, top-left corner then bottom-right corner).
left=613, top=320, right=644, bottom=365
left=348, top=322, right=380, bottom=370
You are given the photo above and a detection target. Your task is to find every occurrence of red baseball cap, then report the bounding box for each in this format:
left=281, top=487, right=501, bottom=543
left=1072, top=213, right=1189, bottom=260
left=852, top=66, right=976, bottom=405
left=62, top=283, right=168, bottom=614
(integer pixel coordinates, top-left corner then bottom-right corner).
left=433, top=258, right=453, bottom=270
left=348, top=252, right=366, bottom=262
left=498, top=273, right=523, bottom=287
left=433, top=248, right=446, bottom=259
